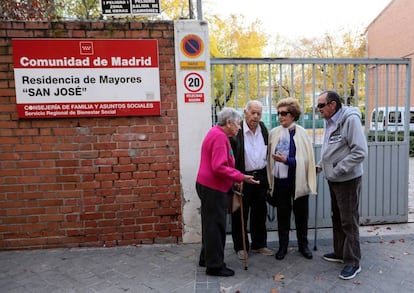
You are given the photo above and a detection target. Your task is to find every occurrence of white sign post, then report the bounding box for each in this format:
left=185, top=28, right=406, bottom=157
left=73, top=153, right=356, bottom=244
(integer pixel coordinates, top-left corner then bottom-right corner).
left=174, top=20, right=211, bottom=243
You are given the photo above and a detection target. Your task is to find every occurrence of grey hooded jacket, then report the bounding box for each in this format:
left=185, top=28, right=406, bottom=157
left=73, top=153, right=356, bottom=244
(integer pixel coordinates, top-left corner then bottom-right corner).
left=319, top=106, right=368, bottom=182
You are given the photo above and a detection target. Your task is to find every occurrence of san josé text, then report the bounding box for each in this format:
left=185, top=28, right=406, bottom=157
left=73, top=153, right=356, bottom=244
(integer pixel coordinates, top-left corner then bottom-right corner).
left=21, top=74, right=142, bottom=97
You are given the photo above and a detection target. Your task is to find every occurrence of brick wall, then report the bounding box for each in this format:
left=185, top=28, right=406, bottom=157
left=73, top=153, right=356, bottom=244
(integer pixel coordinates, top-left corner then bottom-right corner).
left=366, top=0, right=414, bottom=106
left=0, top=21, right=182, bottom=250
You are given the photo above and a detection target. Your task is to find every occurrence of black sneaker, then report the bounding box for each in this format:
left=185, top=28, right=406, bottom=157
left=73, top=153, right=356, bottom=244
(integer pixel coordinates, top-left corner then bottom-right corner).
left=206, top=265, right=235, bottom=277
left=339, top=265, right=361, bottom=280
left=323, top=253, right=344, bottom=263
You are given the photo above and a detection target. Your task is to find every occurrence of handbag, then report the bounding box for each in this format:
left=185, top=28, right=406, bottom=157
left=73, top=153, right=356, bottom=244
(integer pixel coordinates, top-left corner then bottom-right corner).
left=232, top=191, right=241, bottom=213
left=227, top=188, right=241, bottom=213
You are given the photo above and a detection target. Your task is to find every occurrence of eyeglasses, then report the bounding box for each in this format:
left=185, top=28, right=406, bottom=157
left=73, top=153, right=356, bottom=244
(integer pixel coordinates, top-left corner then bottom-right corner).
left=277, top=111, right=291, bottom=116
left=316, top=101, right=332, bottom=109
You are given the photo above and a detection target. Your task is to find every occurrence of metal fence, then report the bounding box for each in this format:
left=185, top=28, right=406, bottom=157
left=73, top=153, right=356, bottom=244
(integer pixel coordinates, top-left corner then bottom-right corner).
left=211, top=58, right=411, bottom=229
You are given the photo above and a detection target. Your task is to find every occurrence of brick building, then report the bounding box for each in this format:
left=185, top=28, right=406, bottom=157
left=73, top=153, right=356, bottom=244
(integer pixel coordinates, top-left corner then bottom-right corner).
left=366, top=0, right=414, bottom=105
left=0, top=21, right=186, bottom=250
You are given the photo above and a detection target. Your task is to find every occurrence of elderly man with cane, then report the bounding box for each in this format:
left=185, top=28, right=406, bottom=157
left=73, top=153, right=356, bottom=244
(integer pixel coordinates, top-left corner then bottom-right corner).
left=230, top=100, right=274, bottom=261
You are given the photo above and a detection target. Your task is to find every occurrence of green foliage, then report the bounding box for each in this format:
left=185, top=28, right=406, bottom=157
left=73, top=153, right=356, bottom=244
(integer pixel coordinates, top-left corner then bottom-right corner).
left=367, top=131, right=414, bottom=157
left=208, top=14, right=269, bottom=113
left=60, top=0, right=100, bottom=20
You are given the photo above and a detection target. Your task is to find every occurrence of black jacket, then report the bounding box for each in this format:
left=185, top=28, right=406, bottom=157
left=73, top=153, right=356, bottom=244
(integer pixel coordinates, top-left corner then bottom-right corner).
left=230, top=121, right=269, bottom=173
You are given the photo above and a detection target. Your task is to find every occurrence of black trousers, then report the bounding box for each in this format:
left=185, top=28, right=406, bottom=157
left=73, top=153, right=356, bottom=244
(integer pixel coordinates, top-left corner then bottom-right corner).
left=275, top=183, right=309, bottom=248
left=196, top=182, right=227, bottom=269
left=231, top=178, right=268, bottom=252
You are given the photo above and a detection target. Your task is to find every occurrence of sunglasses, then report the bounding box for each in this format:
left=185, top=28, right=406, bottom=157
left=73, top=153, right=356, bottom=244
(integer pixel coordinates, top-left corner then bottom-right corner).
left=277, top=111, right=291, bottom=116
left=316, top=101, right=332, bottom=109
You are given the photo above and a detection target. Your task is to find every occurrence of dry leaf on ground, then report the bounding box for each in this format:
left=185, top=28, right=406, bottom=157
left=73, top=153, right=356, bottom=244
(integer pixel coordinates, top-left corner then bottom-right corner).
left=273, top=273, right=284, bottom=282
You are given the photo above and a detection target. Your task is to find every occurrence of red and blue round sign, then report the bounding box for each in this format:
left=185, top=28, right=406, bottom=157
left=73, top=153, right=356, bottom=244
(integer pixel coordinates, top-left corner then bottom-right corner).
left=180, top=34, right=204, bottom=58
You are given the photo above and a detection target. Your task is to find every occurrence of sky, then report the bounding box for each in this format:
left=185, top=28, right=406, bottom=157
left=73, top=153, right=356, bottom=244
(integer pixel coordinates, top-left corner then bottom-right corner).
left=206, top=0, right=392, bottom=39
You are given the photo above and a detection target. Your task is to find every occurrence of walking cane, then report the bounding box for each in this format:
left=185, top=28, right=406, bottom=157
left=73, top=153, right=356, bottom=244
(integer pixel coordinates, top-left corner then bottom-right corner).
left=314, top=168, right=320, bottom=251
left=313, top=193, right=318, bottom=251
left=234, top=185, right=248, bottom=270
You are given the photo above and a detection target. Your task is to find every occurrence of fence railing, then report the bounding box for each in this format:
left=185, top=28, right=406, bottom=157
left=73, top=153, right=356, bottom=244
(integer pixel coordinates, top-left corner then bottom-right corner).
left=211, top=58, right=411, bottom=228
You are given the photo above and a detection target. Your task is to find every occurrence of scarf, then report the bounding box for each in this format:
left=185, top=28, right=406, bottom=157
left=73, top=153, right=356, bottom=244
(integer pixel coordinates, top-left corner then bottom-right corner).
left=272, top=123, right=295, bottom=179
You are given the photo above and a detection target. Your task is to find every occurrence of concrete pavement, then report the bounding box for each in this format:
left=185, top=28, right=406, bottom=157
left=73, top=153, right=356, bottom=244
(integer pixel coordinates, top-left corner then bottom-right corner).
left=1, top=223, right=414, bottom=292
left=1, top=158, right=414, bottom=293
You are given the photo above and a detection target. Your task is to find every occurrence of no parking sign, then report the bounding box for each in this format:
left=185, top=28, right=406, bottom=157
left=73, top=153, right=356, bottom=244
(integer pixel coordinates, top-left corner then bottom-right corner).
left=180, top=34, right=204, bottom=59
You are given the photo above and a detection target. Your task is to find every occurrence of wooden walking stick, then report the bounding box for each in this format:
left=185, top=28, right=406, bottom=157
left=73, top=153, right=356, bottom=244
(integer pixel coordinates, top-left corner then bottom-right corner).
left=234, top=184, right=248, bottom=270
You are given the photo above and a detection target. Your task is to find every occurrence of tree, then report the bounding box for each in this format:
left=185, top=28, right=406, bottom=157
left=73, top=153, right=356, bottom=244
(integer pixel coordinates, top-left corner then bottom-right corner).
left=0, top=0, right=61, bottom=20
left=60, top=0, right=100, bottom=20
left=0, top=0, right=195, bottom=21
left=208, top=14, right=268, bottom=115
left=267, top=29, right=367, bottom=108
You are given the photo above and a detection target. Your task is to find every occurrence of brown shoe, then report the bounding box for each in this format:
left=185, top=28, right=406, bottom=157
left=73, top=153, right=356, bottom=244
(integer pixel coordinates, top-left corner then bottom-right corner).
left=251, top=247, right=274, bottom=256
left=237, top=250, right=248, bottom=260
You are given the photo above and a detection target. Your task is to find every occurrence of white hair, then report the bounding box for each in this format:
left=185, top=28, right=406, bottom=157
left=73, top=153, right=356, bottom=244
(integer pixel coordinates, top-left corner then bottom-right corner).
left=217, top=107, right=241, bottom=126
left=245, top=100, right=263, bottom=111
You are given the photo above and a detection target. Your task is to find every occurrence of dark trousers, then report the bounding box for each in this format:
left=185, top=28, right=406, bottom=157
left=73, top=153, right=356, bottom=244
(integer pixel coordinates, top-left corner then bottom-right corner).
left=328, top=176, right=362, bottom=266
left=275, top=184, right=309, bottom=248
left=196, top=182, right=227, bottom=269
left=231, top=181, right=268, bottom=252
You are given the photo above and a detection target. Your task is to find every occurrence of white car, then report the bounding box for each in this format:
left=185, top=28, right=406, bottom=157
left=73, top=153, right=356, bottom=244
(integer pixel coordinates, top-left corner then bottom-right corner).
left=370, top=106, right=414, bottom=132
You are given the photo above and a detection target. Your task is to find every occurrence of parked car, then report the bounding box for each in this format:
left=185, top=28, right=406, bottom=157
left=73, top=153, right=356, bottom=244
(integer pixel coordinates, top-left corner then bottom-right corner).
left=369, top=106, right=414, bottom=132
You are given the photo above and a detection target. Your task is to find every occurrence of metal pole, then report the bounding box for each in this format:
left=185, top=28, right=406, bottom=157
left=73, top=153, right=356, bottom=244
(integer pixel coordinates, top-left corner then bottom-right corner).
left=188, top=0, right=194, bottom=19
left=196, top=0, right=203, bottom=20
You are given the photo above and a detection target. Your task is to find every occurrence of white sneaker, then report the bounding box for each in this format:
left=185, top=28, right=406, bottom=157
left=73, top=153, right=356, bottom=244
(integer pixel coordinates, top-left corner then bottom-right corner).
left=237, top=250, right=248, bottom=260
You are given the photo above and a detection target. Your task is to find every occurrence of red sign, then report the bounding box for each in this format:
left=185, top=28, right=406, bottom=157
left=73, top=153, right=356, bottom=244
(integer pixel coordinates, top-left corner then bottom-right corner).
left=185, top=93, right=204, bottom=103
left=12, top=39, right=161, bottom=118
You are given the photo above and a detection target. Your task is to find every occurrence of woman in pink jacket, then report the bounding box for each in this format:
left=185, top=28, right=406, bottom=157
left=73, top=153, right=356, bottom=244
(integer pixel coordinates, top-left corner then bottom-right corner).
left=196, top=107, right=258, bottom=277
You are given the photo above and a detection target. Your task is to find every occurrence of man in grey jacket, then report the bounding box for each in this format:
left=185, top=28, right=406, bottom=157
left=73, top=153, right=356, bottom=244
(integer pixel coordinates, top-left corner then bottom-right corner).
left=316, top=90, right=368, bottom=280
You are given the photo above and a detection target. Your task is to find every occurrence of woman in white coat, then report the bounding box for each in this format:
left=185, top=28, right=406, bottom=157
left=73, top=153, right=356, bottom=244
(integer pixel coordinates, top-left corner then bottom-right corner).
left=267, top=98, right=317, bottom=260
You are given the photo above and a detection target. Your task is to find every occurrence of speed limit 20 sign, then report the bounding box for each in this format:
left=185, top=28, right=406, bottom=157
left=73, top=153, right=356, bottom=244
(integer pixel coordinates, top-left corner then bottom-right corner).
left=184, top=72, right=204, bottom=102
left=184, top=72, right=204, bottom=92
